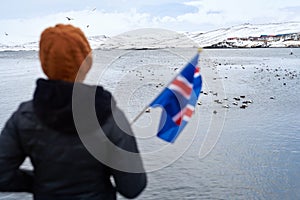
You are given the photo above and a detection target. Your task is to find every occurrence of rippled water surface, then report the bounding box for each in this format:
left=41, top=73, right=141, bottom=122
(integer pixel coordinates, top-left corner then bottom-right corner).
left=0, top=48, right=299, bottom=199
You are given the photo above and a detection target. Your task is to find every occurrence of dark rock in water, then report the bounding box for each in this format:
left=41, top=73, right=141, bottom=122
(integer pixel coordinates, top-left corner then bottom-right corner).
left=222, top=104, right=230, bottom=108
left=214, top=99, right=222, bottom=104
left=232, top=102, right=238, bottom=106
left=242, top=100, right=253, bottom=104
left=240, top=104, right=248, bottom=109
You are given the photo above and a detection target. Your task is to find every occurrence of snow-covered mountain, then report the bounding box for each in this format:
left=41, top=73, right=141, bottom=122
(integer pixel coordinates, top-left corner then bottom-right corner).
left=95, top=22, right=300, bottom=49
left=1, top=22, right=300, bottom=51
left=95, top=28, right=199, bottom=49
left=186, top=22, right=300, bottom=48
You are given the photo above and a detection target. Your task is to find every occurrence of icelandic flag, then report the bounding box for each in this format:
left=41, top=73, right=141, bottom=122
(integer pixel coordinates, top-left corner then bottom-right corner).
left=150, top=52, right=202, bottom=143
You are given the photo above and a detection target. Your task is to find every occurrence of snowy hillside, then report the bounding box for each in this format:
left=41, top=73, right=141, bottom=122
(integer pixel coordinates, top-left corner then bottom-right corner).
left=187, top=22, right=300, bottom=48
left=92, top=22, right=300, bottom=49
left=95, top=28, right=198, bottom=49
left=1, top=22, right=300, bottom=51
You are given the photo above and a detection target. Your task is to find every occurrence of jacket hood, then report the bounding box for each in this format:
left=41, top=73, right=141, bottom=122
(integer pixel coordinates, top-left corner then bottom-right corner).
left=33, top=78, right=114, bottom=133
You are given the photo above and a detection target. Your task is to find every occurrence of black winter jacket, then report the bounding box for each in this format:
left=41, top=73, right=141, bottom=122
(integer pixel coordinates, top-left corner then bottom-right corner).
left=0, top=79, right=147, bottom=199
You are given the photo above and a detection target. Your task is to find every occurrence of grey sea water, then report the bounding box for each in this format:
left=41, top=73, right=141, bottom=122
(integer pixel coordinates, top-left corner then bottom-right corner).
left=0, top=48, right=299, bottom=199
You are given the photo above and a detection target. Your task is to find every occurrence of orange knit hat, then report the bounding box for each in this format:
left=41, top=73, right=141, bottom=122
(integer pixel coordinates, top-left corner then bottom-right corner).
left=39, top=24, right=92, bottom=82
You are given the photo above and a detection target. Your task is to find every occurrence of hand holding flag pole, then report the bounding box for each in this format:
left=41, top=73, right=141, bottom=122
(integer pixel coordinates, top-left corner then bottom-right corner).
left=130, top=49, right=203, bottom=143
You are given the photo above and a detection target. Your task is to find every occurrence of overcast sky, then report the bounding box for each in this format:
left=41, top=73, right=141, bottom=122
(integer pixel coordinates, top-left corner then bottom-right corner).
left=1, top=0, right=300, bottom=43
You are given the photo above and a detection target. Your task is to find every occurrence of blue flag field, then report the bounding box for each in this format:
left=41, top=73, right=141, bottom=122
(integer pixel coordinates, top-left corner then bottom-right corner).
left=150, top=51, right=202, bottom=143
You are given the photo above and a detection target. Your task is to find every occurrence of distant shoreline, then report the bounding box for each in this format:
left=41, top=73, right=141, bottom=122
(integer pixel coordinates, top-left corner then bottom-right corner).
left=0, top=46, right=299, bottom=52
left=203, top=46, right=300, bottom=49
left=0, top=45, right=300, bottom=53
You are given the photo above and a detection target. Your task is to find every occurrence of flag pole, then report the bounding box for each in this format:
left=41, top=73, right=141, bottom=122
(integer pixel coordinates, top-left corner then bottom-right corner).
left=130, top=106, right=149, bottom=125
left=129, top=48, right=202, bottom=125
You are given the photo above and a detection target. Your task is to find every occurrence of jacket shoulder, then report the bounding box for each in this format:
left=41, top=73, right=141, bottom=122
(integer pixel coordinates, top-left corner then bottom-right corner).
left=13, top=101, right=43, bottom=131
left=18, top=101, right=34, bottom=113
